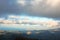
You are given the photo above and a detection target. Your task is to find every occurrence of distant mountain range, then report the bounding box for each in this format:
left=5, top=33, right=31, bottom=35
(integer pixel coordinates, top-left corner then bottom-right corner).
left=0, top=28, right=60, bottom=40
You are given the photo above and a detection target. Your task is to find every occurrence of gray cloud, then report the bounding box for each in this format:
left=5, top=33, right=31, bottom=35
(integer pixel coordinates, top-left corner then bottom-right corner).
left=24, top=0, right=60, bottom=18
left=0, top=0, right=24, bottom=17
left=0, top=0, right=60, bottom=18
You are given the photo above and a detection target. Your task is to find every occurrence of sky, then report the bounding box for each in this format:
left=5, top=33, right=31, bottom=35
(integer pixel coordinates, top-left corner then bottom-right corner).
left=0, top=0, right=60, bottom=30
left=0, top=0, right=60, bottom=18
left=0, top=15, right=60, bottom=30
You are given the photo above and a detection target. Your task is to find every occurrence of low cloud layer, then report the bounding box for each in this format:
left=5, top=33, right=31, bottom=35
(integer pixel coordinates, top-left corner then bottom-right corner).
left=0, top=0, right=60, bottom=18
left=0, top=15, right=60, bottom=28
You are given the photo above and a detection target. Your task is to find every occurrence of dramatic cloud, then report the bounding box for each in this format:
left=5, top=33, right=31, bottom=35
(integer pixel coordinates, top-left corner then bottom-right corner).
left=0, top=0, right=60, bottom=30
left=0, top=15, right=59, bottom=28
left=0, top=0, right=23, bottom=17
left=0, top=15, right=60, bottom=30
left=0, top=0, right=60, bottom=18
left=24, top=0, right=60, bottom=18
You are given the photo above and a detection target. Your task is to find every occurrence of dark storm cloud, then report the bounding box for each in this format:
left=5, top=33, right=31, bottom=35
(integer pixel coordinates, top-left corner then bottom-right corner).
left=0, top=0, right=60, bottom=18
left=0, top=0, right=24, bottom=17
